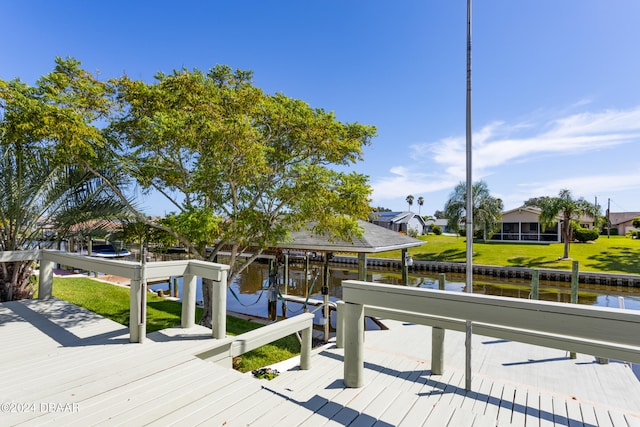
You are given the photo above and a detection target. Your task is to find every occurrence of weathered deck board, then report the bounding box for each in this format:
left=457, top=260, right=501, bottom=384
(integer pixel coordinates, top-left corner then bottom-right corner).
left=2, top=299, right=639, bottom=426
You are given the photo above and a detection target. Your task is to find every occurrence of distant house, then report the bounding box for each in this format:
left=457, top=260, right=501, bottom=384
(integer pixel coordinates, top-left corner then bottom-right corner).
left=491, top=206, right=605, bottom=243
left=608, top=212, right=640, bottom=235
left=491, top=206, right=561, bottom=242
left=424, top=218, right=452, bottom=234
left=369, top=211, right=427, bottom=236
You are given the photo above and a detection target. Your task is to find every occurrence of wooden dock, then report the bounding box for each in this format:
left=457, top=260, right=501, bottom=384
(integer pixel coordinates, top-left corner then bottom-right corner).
left=1, top=298, right=639, bottom=426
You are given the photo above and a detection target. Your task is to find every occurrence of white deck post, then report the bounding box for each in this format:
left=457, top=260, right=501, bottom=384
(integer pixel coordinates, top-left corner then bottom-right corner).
left=335, top=300, right=344, bottom=348
left=129, top=278, right=143, bottom=343
left=343, top=301, right=365, bottom=388
left=38, top=253, right=54, bottom=300
left=432, top=272, right=445, bottom=374
left=431, top=327, right=445, bottom=375
left=300, top=324, right=312, bottom=370
left=357, top=253, right=366, bottom=281
left=212, top=269, right=227, bottom=339
left=181, top=274, right=196, bottom=328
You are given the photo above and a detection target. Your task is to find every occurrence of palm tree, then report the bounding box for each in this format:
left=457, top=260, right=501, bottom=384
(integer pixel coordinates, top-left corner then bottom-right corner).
left=406, top=195, right=414, bottom=212
left=417, top=196, right=424, bottom=215
left=0, top=58, right=131, bottom=302
left=533, top=189, right=600, bottom=260
left=444, top=181, right=503, bottom=241
left=0, top=136, right=131, bottom=301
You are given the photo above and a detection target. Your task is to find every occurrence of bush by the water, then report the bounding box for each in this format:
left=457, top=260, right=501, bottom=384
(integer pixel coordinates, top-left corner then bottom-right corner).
left=574, top=227, right=599, bottom=242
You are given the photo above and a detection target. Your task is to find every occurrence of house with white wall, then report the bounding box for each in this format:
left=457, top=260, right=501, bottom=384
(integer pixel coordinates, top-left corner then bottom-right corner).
left=491, top=206, right=561, bottom=242
left=369, top=211, right=427, bottom=236
left=608, top=211, right=640, bottom=235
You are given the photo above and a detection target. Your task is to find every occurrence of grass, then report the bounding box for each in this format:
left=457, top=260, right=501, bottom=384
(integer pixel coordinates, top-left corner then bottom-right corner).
left=375, top=234, right=640, bottom=275
left=50, top=277, right=300, bottom=372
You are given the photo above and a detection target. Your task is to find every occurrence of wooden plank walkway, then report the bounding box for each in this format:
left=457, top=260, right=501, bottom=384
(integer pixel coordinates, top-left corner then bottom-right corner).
left=1, top=298, right=639, bottom=426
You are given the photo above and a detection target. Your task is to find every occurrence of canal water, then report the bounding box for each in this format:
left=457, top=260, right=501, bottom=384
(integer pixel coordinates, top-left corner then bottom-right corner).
left=149, top=261, right=640, bottom=318
left=148, top=261, right=640, bottom=381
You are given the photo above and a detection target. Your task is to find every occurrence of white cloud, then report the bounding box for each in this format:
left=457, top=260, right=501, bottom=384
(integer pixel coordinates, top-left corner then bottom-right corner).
left=522, top=171, right=640, bottom=199
left=436, top=107, right=640, bottom=179
left=371, top=105, right=640, bottom=209
left=371, top=166, right=457, bottom=200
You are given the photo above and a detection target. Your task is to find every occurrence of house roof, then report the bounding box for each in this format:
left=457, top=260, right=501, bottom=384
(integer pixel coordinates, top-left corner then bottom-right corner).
left=369, top=211, right=425, bottom=225
left=501, top=206, right=543, bottom=216
left=277, top=220, right=424, bottom=253
left=609, top=212, right=640, bottom=226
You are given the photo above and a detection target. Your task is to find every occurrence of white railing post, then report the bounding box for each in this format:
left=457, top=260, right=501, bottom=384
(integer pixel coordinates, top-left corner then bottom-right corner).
left=38, top=252, right=54, bottom=300
left=212, top=269, right=227, bottom=339
left=181, top=274, right=196, bottom=328
left=343, top=301, right=365, bottom=388
left=129, top=278, right=144, bottom=343
left=335, top=300, right=344, bottom=349
left=300, top=324, right=312, bottom=370
left=431, top=327, right=445, bottom=375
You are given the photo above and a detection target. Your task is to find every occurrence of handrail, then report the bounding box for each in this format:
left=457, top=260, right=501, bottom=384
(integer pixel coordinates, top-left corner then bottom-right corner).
left=1, top=250, right=230, bottom=343
left=339, top=279, right=640, bottom=389
left=196, top=313, right=314, bottom=370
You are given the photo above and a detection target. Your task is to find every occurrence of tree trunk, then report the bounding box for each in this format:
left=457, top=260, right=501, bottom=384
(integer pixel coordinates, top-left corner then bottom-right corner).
left=0, top=261, right=34, bottom=302
left=562, top=214, right=571, bottom=259
left=199, top=277, right=213, bottom=328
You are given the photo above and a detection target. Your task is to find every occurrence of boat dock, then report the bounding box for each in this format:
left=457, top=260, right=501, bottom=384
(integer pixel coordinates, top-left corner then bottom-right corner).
left=1, top=298, right=639, bottom=426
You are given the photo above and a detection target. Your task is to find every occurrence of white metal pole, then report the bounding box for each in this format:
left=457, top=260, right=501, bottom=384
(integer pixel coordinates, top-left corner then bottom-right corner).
left=464, top=0, right=474, bottom=392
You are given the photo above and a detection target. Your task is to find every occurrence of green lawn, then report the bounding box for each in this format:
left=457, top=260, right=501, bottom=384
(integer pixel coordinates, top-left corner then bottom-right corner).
left=376, top=234, right=640, bottom=275
left=50, top=277, right=300, bottom=372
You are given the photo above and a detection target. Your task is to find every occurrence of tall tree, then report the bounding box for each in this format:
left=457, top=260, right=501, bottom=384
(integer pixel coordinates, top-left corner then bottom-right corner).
left=525, top=189, right=600, bottom=259
left=111, top=65, right=376, bottom=326
left=0, top=59, right=130, bottom=301
left=417, top=196, right=424, bottom=215
left=406, top=195, right=414, bottom=211
left=444, top=181, right=503, bottom=241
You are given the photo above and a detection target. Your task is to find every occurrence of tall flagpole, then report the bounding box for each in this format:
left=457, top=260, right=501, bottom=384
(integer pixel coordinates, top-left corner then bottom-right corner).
left=464, top=0, right=474, bottom=392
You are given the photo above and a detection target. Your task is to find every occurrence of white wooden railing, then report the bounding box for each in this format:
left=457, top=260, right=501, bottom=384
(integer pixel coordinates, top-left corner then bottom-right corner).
left=196, top=312, right=314, bottom=370
left=338, top=280, right=640, bottom=389
left=2, top=250, right=230, bottom=343
left=3, top=250, right=315, bottom=372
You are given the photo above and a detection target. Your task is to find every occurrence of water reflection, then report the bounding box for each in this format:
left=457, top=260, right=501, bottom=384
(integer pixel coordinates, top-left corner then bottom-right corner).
left=150, top=261, right=640, bottom=320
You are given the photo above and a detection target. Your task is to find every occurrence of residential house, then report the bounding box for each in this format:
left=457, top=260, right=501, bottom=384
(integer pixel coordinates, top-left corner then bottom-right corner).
left=491, top=206, right=561, bottom=242
left=608, top=211, right=640, bottom=235
left=424, top=218, right=453, bottom=234
left=369, top=211, right=427, bottom=236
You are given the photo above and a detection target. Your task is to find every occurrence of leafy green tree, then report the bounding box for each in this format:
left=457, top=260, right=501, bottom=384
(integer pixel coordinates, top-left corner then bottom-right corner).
left=632, top=217, right=640, bottom=229
left=372, top=206, right=392, bottom=212
left=444, top=181, right=503, bottom=241
left=525, top=189, right=600, bottom=259
left=111, top=65, right=376, bottom=326
left=0, top=58, right=130, bottom=301
left=406, top=195, right=414, bottom=211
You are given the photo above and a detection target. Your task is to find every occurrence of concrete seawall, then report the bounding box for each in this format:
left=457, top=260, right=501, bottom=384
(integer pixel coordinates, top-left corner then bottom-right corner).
left=326, top=255, right=640, bottom=287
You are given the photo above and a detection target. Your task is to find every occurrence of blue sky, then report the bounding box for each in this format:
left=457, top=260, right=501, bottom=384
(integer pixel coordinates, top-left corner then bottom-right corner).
left=3, top=1, right=640, bottom=216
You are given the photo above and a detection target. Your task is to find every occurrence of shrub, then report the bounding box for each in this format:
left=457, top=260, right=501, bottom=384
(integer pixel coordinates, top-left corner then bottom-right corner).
left=431, top=225, right=442, bottom=235
left=601, top=228, right=619, bottom=236
left=574, top=227, right=599, bottom=242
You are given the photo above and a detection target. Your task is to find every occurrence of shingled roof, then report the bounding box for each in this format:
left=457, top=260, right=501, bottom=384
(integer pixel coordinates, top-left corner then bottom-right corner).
left=277, top=220, right=424, bottom=253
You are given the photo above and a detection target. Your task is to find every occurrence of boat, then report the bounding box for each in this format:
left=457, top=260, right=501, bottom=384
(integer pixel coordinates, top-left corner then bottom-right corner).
left=80, top=244, right=131, bottom=258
